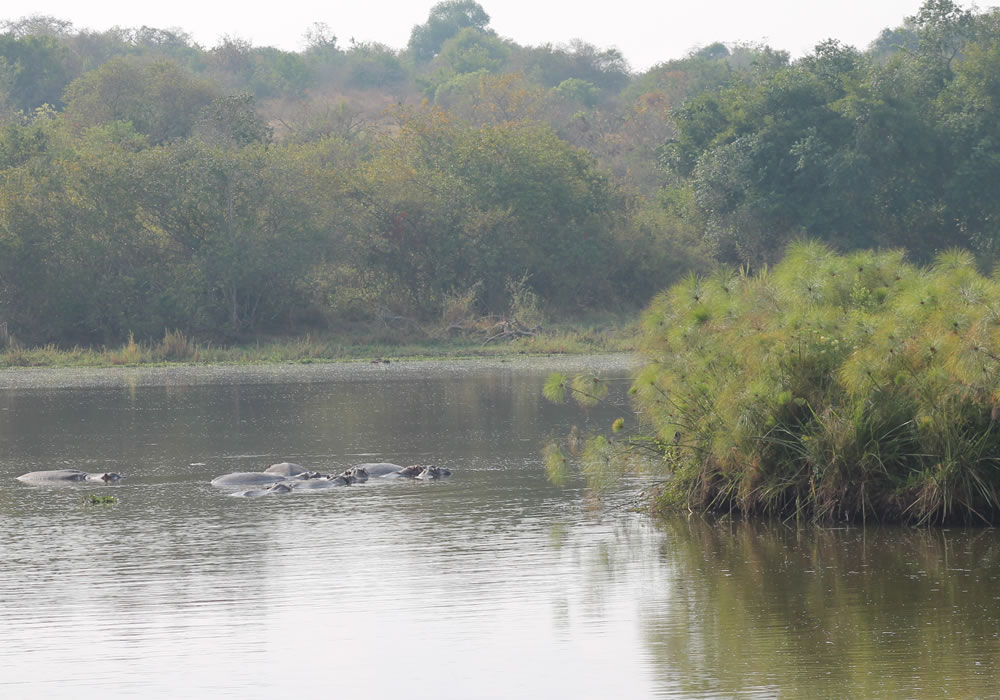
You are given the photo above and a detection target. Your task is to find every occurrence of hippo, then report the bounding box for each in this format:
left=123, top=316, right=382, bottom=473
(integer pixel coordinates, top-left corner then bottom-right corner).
left=263, top=462, right=310, bottom=477
left=300, top=470, right=330, bottom=480
left=210, top=472, right=287, bottom=488
left=355, top=462, right=405, bottom=477
left=290, top=478, right=342, bottom=490
left=415, top=465, right=451, bottom=480
left=326, top=473, right=353, bottom=486
left=343, top=467, right=369, bottom=483
left=232, top=482, right=295, bottom=498
left=17, top=469, right=124, bottom=484
left=395, top=465, right=427, bottom=479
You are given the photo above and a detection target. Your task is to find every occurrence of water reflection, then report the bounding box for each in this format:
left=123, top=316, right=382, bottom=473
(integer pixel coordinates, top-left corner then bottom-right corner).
left=635, top=518, right=1000, bottom=698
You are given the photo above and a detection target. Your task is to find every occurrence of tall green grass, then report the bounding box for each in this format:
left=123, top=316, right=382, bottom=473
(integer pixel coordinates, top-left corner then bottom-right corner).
left=632, top=242, right=1000, bottom=524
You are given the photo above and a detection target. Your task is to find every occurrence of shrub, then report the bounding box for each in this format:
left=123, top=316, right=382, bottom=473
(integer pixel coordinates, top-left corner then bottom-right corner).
left=631, top=241, right=1000, bottom=524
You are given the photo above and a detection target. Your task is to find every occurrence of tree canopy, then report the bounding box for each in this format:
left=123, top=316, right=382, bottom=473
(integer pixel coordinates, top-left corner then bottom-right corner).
left=1, top=1, right=1000, bottom=347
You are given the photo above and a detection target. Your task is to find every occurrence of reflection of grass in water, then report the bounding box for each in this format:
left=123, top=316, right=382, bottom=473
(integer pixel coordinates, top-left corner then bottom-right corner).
left=638, top=517, right=1000, bottom=698
left=82, top=494, right=117, bottom=506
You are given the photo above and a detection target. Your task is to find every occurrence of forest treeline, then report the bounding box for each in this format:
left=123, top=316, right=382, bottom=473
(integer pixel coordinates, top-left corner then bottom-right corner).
left=0, top=0, right=997, bottom=345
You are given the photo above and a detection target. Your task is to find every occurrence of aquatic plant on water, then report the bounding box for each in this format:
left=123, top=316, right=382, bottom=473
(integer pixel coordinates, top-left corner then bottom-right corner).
left=549, top=241, right=1000, bottom=525
left=83, top=494, right=117, bottom=506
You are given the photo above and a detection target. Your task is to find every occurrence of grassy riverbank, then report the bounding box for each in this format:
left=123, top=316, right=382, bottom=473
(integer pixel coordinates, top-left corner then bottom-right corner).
left=0, top=314, right=638, bottom=368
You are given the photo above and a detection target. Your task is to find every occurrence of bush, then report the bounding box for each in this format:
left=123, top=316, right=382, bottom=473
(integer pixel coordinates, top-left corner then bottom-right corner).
left=633, top=241, right=1000, bottom=524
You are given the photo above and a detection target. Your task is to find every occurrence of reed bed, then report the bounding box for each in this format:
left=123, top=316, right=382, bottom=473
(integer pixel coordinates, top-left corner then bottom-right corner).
left=634, top=242, right=1000, bottom=524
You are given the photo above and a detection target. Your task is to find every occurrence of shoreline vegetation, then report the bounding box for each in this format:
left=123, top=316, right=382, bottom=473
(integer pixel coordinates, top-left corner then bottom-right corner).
left=0, top=314, right=638, bottom=369
left=549, top=242, right=1000, bottom=526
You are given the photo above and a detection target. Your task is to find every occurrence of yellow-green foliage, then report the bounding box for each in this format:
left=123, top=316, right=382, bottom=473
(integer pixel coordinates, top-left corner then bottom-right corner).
left=640, top=242, right=1000, bottom=524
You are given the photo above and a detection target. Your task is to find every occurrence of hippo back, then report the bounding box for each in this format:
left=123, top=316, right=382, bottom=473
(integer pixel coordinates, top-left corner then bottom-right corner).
left=290, top=479, right=341, bottom=490
left=355, top=462, right=404, bottom=477
left=211, top=472, right=286, bottom=487
left=263, top=462, right=309, bottom=477
left=17, top=469, right=90, bottom=483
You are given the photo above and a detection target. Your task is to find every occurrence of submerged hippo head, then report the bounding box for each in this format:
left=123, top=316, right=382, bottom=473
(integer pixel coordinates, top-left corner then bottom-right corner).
left=416, top=465, right=451, bottom=480
left=397, top=465, right=425, bottom=479
left=99, top=472, right=124, bottom=482
left=326, top=474, right=352, bottom=486
left=267, top=483, right=294, bottom=494
left=291, top=470, right=325, bottom=480
left=343, top=467, right=368, bottom=483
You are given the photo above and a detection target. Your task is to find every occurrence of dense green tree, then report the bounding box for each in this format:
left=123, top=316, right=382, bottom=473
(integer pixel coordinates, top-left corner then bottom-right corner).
left=0, top=33, right=76, bottom=111
left=937, top=10, right=1000, bottom=264
left=437, top=27, right=509, bottom=75
left=408, top=0, right=491, bottom=62
left=194, top=92, right=272, bottom=147
left=0, top=117, right=162, bottom=343
left=342, top=41, right=407, bottom=90
left=129, top=140, right=331, bottom=335
left=247, top=47, right=310, bottom=98
left=552, top=78, right=601, bottom=107
left=63, top=56, right=217, bottom=144
left=354, top=108, right=625, bottom=313
left=515, top=40, right=630, bottom=95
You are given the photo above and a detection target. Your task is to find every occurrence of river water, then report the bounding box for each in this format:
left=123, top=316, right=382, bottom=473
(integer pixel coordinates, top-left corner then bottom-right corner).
left=1, top=356, right=998, bottom=698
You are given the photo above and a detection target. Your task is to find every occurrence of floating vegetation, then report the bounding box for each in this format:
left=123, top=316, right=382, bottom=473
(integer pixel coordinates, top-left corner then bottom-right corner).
left=83, top=494, right=117, bottom=506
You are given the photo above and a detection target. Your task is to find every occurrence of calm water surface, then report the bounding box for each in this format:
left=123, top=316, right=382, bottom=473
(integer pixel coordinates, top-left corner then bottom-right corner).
left=1, top=357, right=999, bottom=699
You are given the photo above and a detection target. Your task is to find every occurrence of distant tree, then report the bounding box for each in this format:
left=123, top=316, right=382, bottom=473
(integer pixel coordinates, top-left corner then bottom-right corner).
left=0, top=57, right=16, bottom=120
left=0, top=34, right=75, bottom=111
left=355, top=108, right=624, bottom=313
left=434, top=71, right=546, bottom=125
left=63, top=57, right=217, bottom=144
left=513, top=40, right=629, bottom=98
left=910, top=0, right=976, bottom=69
left=344, top=41, right=407, bottom=90
left=552, top=78, right=601, bottom=107
left=937, top=9, right=1000, bottom=265
left=129, top=140, right=331, bottom=335
left=207, top=35, right=255, bottom=91
left=869, top=24, right=920, bottom=60
left=249, top=47, right=310, bottom=97
left=437, top=27, right=509, bottom=74
left=0, top=15, right=73, bottom=39
left=303, top=22, right=338, bottom=52
left=408, top=0, right=491, bottom=62
left=693, top=42, right=729, bottom=61
left=0, top=115, right=162, bottom=343
left=194, top=92, right=272, bottom=147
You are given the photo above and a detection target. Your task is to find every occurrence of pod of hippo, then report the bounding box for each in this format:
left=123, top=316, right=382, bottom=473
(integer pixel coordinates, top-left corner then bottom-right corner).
left=217, top=462, right=450, bottom=497
left=16, top=469, right=124, bottom=484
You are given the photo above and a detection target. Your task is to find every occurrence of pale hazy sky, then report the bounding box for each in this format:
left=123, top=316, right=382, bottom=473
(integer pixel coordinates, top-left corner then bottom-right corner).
left=11, top=1, right=931, bottom=71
